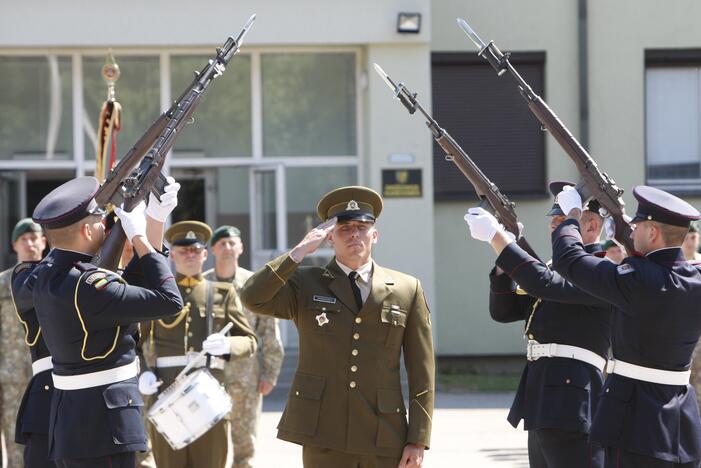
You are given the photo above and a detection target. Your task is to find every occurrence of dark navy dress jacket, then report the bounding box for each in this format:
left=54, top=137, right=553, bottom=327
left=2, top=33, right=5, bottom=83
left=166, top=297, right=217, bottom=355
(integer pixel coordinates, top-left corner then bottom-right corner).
left=31, top=248, right=182, bottom=460
left=552, top=219, right=701, bottom=464
left=489, top=242, right=612, bottom=434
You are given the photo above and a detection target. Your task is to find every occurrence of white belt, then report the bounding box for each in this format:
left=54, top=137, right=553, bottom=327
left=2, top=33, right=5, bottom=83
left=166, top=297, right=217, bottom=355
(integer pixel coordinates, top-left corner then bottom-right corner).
left=156, top=354, right=225, bottom=371
left=606, top=359, right=690, bottom=386
left=32, top=356, right=53, bottom=376
left=52, top=360, right=139, bottom=391
left=526, top=340, right=606, bottom=372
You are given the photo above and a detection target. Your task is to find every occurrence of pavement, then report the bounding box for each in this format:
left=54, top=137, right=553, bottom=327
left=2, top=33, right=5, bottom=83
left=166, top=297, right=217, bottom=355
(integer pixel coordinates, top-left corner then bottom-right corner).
left=255, top=391, right=528, bottom=467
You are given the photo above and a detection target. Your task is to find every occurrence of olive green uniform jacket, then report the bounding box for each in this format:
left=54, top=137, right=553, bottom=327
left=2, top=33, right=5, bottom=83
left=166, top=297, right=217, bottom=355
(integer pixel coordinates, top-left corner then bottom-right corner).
left=141, top=274, right=257, bottom=388
left=240, top=254, right=434, bottom=458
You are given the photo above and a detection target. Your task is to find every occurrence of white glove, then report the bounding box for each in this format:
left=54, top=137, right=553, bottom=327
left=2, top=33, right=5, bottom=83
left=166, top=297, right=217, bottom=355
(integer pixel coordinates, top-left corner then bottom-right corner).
left=557, top=186, right=583, bottom=216
left=464, top=207, right=504, bottom=242
left=138, top=371, right=162, bottom=396
left=115, top=201, right=148, bottom=242
left=146, top=176, right=180, bottom=223
left=202, top=333, right=230, bottom=356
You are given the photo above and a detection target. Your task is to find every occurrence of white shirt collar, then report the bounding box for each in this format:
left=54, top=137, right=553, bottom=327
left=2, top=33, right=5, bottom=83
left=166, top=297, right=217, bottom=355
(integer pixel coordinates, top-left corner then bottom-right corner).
left=336, top=258, right=373, bottom=283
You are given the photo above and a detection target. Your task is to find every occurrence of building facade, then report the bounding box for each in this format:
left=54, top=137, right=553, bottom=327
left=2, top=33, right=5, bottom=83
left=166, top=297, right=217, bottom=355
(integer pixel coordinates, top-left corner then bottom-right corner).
left=2, top=0, right=700, bottom=355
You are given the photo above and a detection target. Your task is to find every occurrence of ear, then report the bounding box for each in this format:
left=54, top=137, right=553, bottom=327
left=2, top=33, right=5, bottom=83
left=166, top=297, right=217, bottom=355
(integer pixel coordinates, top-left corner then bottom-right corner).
left=326, top=230, right=335, bottom=246
left=371, top=227, right=379, bottom=244
left=81, top=223, right=92, bottom=241
left=202, top=249, right=209, bottom=261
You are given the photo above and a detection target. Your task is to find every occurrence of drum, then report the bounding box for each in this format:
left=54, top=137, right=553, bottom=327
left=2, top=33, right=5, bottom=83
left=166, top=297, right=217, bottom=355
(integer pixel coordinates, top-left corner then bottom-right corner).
left=148, top=368, right=232, bottom=450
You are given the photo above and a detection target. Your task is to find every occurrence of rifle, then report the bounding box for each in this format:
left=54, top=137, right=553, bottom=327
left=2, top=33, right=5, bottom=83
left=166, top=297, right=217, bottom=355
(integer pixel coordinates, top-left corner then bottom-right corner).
left=373, top=64, right=541, bottom=261
left=456, top=17, right=635, bottom=255
left=92, top=14, right=256, bottom=270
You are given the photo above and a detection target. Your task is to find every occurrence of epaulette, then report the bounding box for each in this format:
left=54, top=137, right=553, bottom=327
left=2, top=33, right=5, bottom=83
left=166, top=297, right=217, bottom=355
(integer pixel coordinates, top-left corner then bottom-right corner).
left=74, top=261, right=99, bottom=273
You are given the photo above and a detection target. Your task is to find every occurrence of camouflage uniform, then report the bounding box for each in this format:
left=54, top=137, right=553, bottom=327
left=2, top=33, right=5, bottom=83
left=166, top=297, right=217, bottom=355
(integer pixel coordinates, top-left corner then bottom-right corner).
left=0, top=267, right=33, bottom=468
left=204, top=267, right=284, bottom=468
left=692, top=342, right=701, bottom=410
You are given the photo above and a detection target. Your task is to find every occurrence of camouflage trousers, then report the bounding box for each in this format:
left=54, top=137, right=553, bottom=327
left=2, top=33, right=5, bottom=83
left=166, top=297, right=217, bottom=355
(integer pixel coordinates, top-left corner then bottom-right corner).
left=2, top=383, right=27, bottom=468
left=692, top=341, right=701, bottom=410
left=229, top=380, right=262, bottom=468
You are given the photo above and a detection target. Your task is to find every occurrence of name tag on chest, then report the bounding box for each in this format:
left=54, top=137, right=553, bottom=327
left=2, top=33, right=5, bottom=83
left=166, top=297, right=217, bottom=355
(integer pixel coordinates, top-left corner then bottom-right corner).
left=313, top=295, right=337, bottom=304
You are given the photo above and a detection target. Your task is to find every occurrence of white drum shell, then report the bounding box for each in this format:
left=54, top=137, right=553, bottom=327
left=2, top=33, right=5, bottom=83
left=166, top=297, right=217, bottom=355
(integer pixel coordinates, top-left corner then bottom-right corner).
left=148, top=368, right=232, bottom=450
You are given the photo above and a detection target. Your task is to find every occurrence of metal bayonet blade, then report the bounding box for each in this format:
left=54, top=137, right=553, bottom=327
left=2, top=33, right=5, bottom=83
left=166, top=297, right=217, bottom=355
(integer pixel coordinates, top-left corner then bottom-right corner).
left=456, top=17, right=486, bottom=50
left=236, top=14, right=257, bottom=43
left=373, top=63, right=398, bottom=92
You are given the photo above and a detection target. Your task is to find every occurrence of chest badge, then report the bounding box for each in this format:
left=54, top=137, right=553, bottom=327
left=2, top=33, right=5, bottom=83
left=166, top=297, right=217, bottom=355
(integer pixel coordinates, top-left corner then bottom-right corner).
left=316, top=312, right=330, bottom=327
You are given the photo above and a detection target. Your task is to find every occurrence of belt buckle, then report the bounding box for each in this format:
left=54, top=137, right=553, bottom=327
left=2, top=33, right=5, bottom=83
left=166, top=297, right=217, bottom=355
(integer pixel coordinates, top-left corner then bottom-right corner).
left=526, top=340, right=537, bottom=361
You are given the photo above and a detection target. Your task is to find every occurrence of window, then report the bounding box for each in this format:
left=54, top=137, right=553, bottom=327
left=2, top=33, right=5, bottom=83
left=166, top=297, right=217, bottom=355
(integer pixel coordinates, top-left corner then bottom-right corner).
left=83, top=56, right=160, bottom=161
left=261, top=53, right=357, bottom=157
left=0, top=55, right=73, bottom=161
left=431, top=52, right=546, bottom=201
left=645, top=50, right=701, bottom=191
left=171, top=55, right=252, bottom=158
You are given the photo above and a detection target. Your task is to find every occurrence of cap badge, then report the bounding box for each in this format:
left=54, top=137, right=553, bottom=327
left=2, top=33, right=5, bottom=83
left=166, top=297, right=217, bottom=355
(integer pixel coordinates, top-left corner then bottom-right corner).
left=347, top=200, right=360, bottom=211
left=316, top=312, right=329, bottom=327
left=185, top=231, right=196, bottom=240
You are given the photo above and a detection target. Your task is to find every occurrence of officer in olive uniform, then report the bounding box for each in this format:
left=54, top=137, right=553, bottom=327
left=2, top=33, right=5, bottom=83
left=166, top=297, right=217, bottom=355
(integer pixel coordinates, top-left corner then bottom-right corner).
left=138, top=221, right=257, bottom=468
left=28, top=176, right=184, bottom=468
left=2, top=219, right=51, bottom=468
left=552, top=185, right=701, bottom=468
left=465, top=181, right=611, bottom=468
left=241, top=186, right=434, bottom=468
left=203, top=225, right=284, bottom=468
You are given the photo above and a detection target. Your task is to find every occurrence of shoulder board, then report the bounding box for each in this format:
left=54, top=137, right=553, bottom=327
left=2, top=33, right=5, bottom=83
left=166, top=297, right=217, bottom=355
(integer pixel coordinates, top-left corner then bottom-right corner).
left=616, top=263, right=635, bottom=275
left=74, top=262, right=99, bottom=273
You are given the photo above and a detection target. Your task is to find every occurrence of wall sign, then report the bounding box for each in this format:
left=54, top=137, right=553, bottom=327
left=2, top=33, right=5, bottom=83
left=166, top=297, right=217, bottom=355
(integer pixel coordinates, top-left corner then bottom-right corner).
left=382, top=168, right=422, bottom=198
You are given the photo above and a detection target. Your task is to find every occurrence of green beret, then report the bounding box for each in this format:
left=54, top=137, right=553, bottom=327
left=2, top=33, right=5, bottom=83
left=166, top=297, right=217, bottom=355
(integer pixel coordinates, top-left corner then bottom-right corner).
left=165, top=220, right=212, bottom=248
left=316, top=186, right=383, bottom=223
left=211, top=225, right=241, bottom=246
left=690, top=221, right=699, bottom=233
left=601, top=239, right=617, bottom=251
left=12, top=218, right=43, bottom=243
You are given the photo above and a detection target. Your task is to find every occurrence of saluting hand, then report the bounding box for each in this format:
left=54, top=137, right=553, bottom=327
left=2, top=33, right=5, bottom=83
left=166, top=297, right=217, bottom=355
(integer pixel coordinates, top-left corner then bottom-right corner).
left=398, top=443, right=424, bottom=468
left=289, top=217, right=337, bottom=262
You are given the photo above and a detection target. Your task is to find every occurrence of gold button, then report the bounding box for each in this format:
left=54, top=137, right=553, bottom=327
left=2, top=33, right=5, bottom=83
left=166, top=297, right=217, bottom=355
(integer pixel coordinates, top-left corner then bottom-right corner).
left=186, top=302, right=191, bottom=307
left=185, top=288, right=192, bottom=294
left=44, top=385, right=50, bottom=391
left=295, top=391, right=300, bottom=396
left=189, top=347, right=195, bottom=352
left=128, top=398, right=133, bottom=405
left=351, top=365, right=358, bottom=372
left=322, top=307, right=326, bottom=311
left=528, top=334, right=534, bottom=340
left=352, top=349, right=359, bottom=356
left=396, top=408, right=401, bottom=413
left=355, top=317, right=362, bottom=324
left=349, top=381, right=356, bottom=388
left=565, top=379, right=571, bottom=384
left=187, top=317, right=192, bottom=323
left=188, top=332, right=193, bottom=337
left=353, top=333, right=360, bottom=340
left=605, top=388, right=610, bottom=393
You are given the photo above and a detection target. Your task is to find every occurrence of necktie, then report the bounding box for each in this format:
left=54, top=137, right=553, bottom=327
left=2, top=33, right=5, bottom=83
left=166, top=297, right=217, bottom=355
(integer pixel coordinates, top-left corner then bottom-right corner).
left=348, top=271, right=363, bottom=312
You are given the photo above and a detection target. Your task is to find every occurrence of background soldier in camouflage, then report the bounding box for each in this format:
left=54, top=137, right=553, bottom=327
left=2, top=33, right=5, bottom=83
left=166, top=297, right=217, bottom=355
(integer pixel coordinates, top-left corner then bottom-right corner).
left=685, top=222, right=701, bottom=410
left=204, top=225, right=284, bottom=468
left=0, top=219, right=45, bottom=468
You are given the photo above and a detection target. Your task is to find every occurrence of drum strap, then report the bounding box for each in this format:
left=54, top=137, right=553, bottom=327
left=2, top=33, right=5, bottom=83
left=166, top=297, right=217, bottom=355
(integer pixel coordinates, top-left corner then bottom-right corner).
left=205, top=281, right=214, bottom=368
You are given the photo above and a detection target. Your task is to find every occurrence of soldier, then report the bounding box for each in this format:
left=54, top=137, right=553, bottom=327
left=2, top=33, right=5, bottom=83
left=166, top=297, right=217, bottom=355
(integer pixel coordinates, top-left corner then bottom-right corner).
left=552, top=185, right=701, bottom=468
left=203, top=225, right=284, bottom=468
left=241, top=186, right=434, bottom=468
left=0, top=219, right=45, bottom=467
left=138, top=221, right=257, bottom=468
left=28, top=175, right=184, bottom=468
left=464, top=181, right=610, bottom=468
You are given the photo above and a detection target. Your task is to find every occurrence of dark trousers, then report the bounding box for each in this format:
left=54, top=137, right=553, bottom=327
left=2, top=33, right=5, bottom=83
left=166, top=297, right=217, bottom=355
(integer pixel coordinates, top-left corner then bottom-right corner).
left=24, top=433, right=57, bottom=468
left=604, top=448, right=701, bottom=468
left=54, top=452, right=135, bottom=468
left=528, top=428, right=604, bottom=468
